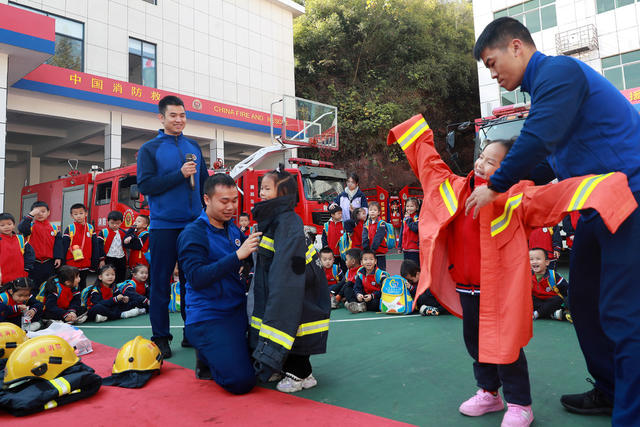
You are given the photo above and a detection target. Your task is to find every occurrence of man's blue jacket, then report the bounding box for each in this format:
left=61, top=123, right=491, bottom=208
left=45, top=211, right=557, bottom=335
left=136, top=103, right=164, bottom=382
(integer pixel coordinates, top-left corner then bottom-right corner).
left=489, top=51, right=640, bottom=193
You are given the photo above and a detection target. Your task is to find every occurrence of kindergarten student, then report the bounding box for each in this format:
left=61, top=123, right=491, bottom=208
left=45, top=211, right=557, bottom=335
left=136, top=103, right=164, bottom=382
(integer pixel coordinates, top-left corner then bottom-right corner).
left=345, top=207, right=366, bottom=250
left=18, top=201, right=62, bottom=292
left=528, top=226, right=561, bottom=270
left=387, top=114, right=636, bottom=426
left=41, top=265, right=86, bottom=324
left=0, top=277, right=43, bottom=331
left=250, top=165, right=330, bottom=393
left=61, top=203, right=99, bottom=289
left=115, top=264, right=150, bottom=312
left=123, top=214, right=150, bottom=268
left=238, top=213, right=252, bottom=237
left=0, top=213, right=35, bottom=286
left=400, top=259, right=448, bottom=316
left=340, top=248, right=363, bottom=305
left=322, top=204, right=345, bottom=271
left=530, top=248, right=569, bottom=321
left=82, top=265, right=143, bottom=323
left=319, top=247, right=344, bottom=309
left=98, top=211, right=127, bottom=284
left=362, top=201, right=389, bottom=270
left=345, top=249, right=388, bottom=314
left=400, top=198, right=420, bottom=264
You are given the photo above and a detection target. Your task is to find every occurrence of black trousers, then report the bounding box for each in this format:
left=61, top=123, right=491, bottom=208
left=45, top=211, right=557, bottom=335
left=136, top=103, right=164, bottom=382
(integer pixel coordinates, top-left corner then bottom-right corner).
left=283, top=354, right=312, bottom=378
left=415, top=290, right=449, bottom=314
left=532, top=295, right=563, bottom=319
left=87, top=299, right=131, bottom=321
left=105, top=256, right=127, bottom=284
left=403, top=251, right=420, bottom=264
left=29, top=260, right=54, bottom=292
left=375, top=254, right=386, bottom=271
left=333, top=255, right=347, bottom=274
left=459, top=292, right=531, bottom=405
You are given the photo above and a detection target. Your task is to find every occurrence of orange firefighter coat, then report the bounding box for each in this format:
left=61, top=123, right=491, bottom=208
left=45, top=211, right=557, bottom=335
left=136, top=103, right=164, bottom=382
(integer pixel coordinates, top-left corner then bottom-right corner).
left=387, top=114, right=638, bottom=364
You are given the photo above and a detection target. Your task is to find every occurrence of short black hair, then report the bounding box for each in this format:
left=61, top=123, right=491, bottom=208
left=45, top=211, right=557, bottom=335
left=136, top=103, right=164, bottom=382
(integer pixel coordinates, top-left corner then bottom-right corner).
left=400, top=259, right=420, bottom=278
left=361, top=249, right=376, bottom=259
left=529, top=247, right=549, bottom=260
left=319, top=247, right=334, bottom=257
left=204, top=173, right=237, bottom=196
left=484, top=136, right=517, bottom=154
left=347, top=172, right=359, bottom=184
left=31, top=201, right=49, bottom=211
left=136, top=214, right=150, bottom=225
left=0, top=212, right=15, bottom=223
left=473, top=17, right=536, bottom=61
left=239, top=212, right=250, bottom=219
left=345, top=248, right=362, bottom=264
left=369, top=201, right=381, bottom=210
left=158, top=95, right=185, bottom=115
left=107, top=210, right=124, bottom=222
left=263, top=164, right=299, bottom=202
left=70, top=203, right=87, bottom=213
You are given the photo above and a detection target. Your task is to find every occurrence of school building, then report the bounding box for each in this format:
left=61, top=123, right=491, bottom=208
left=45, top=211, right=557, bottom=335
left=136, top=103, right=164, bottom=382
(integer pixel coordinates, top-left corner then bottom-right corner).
left=473, top=0, right=640, bottom=116
left=0, top=0, right=304, bottom=216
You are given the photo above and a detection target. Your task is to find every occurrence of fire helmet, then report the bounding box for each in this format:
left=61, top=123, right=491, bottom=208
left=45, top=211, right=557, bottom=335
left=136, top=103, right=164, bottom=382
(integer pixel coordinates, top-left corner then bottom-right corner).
left=112, top=336, right=162, bottom=374
left=0, top=322, right=27, bottom=359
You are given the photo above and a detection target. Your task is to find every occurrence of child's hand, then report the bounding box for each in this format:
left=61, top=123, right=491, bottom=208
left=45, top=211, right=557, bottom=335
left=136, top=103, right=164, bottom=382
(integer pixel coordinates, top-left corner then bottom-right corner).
left=123, top=296, right=129, bottom=303
left=24, top=309, right=36, bottom=319
left=54, top=259, right=62, bottom=268
left=17, top=304, right=28, bottom=312
left=364, top=294, right=372, bottom=302
left=64, top=312, right=77, bottom=323
left=356, top=294, right=364, bottom=302
left=116, top=294, right=124, bottom=302
left=124, top=237, right=132, bottom=244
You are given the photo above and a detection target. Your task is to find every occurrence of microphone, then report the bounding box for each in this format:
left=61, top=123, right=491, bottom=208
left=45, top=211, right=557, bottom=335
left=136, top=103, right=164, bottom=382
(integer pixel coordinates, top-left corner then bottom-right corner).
left=185, top=153, right=197, bottom=190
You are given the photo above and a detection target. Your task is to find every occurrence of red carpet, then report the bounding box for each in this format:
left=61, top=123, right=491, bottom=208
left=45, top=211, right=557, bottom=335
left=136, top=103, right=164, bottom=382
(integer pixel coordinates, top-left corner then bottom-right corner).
left=0, top=342, right=413, bottom=426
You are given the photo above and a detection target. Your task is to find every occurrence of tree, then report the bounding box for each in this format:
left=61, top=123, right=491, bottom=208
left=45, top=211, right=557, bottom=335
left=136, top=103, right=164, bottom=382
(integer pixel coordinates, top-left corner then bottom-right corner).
left=294, top=0, right=480, bottom=188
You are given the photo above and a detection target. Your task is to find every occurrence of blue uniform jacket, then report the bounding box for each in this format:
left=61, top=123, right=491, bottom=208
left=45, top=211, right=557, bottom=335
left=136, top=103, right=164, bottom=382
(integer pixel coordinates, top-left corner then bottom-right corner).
left=177, top=210, right=247, bottom=325
left=490, top=51, right=640, bottom=193
left=136, top=130, right=208, bottom=229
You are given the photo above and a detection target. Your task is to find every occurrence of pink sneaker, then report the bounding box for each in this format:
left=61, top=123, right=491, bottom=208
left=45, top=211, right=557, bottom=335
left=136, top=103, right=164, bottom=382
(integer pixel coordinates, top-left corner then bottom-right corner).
left=501, top=403, right=534, bottom=427
left=459, top=389, right=505, bottom=416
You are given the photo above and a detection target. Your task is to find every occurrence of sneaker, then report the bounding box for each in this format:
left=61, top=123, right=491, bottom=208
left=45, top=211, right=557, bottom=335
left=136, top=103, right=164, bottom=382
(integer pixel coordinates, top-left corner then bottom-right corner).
left=552, top=309, right=564, bottom=320
left=75, top=312, right=88, bottom=324
left=533, top=311, right=539, bottom=320
left=459, top=389, right=505, bottom=416
left=560, top=380, right=613, bottom=415
left=565, top=311, right=573, bottom=323
left=136, top=307, right=147, bottom=315
left=301, top=374, right=318, bottom=389
left=120, top=308, right=141, bottom=319
left=95, top=314, right=108, bottom=323
left=420, top=305, right=440, bottom=316
left=330, top=294, right=338, bottom=309
left=276, top=373, right=318, bottom=393
left=501, top=403, right=534, bottom=427
left=346, top=301, right=366, bottom=314
left=28, top=321, right=42, bottom=332
left=151, top=336, right=172, bottom=359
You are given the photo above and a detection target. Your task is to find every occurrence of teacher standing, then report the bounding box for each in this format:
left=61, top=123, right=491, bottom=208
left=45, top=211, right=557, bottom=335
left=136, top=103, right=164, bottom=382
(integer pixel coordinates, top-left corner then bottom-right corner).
left=333, top=172, right=368, bottom=221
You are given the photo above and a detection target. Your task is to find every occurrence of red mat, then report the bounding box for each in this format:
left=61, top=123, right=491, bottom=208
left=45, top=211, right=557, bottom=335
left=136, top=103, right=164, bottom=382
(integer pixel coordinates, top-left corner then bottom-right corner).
left=1, top=342, right=413, bottom=426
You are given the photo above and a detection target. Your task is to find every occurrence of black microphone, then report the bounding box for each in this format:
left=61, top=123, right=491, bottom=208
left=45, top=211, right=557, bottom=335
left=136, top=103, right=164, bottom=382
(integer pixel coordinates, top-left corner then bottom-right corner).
left=185, top=153, right=197, bottom=190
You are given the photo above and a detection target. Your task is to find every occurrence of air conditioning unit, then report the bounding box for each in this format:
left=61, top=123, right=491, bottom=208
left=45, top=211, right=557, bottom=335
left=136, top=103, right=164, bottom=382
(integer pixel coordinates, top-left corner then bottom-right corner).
left=556, top=24, right=598, bottom=56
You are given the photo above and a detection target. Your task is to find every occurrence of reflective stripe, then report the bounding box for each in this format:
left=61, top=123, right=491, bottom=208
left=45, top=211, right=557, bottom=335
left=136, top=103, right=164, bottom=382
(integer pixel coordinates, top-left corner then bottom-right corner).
left=49, top=377, right=71, bottom=396
left=490, top=193, right=523, bottom=236
left=296, top=319, right=329, bottom=336
left=438, top=179, right=458, bottom=216
left=305, top=244, right=316, bottom=264
left=259, top=324, right=295, bottom=350
left=567, top=173, right=614, bottom=211
left=250, top=316, right=262, bottom=330
left=397, top=117, right=430, bottom=151
left=259, top=236, right=275, bottom=252
left=44, top=400, right=58, bottom=410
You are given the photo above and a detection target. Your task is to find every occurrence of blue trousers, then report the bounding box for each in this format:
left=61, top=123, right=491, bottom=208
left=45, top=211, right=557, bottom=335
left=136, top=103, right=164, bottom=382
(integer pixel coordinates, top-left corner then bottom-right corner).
left=185, top=308, right=256, bottom=395
left=570, top=195, right=640, bottom=425
left=149, top=228, right=186, bottom=340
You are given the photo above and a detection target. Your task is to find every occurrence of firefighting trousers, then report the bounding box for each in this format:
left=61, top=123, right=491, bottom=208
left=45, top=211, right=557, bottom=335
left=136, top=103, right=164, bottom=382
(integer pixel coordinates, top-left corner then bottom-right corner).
left=149, top=228, right=186, bottom=340
left=570, top=192, right=640, bottom=426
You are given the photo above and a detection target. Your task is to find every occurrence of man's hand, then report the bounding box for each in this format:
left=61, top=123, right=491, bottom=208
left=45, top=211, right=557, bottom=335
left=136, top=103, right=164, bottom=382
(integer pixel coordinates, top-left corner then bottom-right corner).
left=236, top=232, right=262, bottom=260
left=54, top=259, right=62, bottom=268
left=465, top=185, right=499, bottom=219
left=181, top=161, right=197, bottom=178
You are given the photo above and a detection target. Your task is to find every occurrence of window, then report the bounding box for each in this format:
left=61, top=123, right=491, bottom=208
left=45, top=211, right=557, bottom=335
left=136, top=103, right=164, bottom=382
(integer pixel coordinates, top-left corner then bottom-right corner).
left=129, top=38, right=157, bottom=88
left=118, top=176, right=138, bottom=209
left=602, top=50, right=640, bottom=90
left=500, top=87, right=530, bottom=106
left=494, top=0, right=556, bottom=33
left=142, top=0, right=157, bottom=4
left=10, top=3, right=84, bottom=71
left=596, top=0, right=635, bottom=14
left=95, top=182, right=112, bottom=206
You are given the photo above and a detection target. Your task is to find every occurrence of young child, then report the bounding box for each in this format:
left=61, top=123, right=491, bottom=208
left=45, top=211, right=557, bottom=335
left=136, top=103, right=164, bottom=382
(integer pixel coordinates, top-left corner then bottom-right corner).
left=389, top=200, right=403, bottom=243
left=340, top=248, right=363, bottom=305
left=238, top=212, right=252, bottom=237
left=98, top=211, right=127, bottom=283
left=387, top=114, right=635, bottom=426
left=82, top=265, right=142, bottom=323
left=528, top=225, right=562, bottom=270
left=41, top=265, right=86, bottom=324
left=322, top=204, right=345, bottom=271
left=61, top=203, right=98, bottom=290
left=250, top=165, right=330, bottom=393
left=345, top=207, right=366, bottom=250
left=400, top=259, right=447, bottom=316
left=115, top=264, right=150, bottom=312
left=319, top=247, right=344, bottom=309
left=362, top=201, right=389, bottom=270
left=0, top=213, right=35, bottom=287
left=18, top=201, right=62, bottom=291
left=530, top=248, right=569, bottom=321
left=400, top=198, right=420, bottom=263
left=0, top=277, right=43, bottom=331
left=345, top=249, right=389, bottom=314
left=168, top=264, right=181, bottom=313
left=123, top=214, right=150, bottom=268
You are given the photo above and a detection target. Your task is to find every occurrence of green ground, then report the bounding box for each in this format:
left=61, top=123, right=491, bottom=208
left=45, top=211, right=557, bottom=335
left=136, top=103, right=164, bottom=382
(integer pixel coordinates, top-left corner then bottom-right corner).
left=77, top=257, right=610, bottom=427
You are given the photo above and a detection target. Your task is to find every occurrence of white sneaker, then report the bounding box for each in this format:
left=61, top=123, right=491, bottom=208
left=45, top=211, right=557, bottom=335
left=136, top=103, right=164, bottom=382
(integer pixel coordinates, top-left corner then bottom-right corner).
left=552, top=309, right=564, bottom=320
left=75, top=313, right=88, bottom=324
left=301, top=374, right=318, bottom=389
left=121, top=308, right=141, bottom=319
left=28, top=321, right=42, bottom=332
left=95, top=314, right=108, bottom=323
left=330, top=295, right=338, bottom=309
left=136, top=307, right=147, bottom=315
left=276, top=373, right=317, bottom=393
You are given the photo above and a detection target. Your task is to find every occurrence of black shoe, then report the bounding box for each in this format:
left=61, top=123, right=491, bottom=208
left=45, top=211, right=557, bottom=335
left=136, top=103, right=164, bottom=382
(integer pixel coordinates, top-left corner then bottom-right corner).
left=181, top=334, right=192, bottom=348
left=561, top=379, right=613, bottom=415
left=151, top=336, right=172, bottom=359
left=195, top=354, right=212, bottom=380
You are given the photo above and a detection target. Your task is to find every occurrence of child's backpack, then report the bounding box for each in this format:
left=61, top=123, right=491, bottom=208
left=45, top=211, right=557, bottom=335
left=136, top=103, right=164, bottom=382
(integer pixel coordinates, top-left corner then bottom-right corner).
left=382, top=220, right=397, bottom=249
left=168, top=281, right=180, bottom=313
left=338, top=232, right=352, bottom=260
left=80, top=285, right=94, bottom=308
left=379, top=275, right=413, bottom=315
left=36, top=280, right=58, bottom=303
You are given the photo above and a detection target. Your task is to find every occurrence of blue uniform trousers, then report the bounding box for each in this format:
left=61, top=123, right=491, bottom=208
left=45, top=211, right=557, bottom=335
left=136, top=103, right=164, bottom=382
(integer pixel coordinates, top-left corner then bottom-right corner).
left=570, top=193, right=640, bottom=425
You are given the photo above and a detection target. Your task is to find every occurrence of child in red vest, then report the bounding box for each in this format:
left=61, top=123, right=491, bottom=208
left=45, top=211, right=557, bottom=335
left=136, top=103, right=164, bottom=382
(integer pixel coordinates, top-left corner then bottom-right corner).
left=345, top=249, right=388, bottom=313
left=83, top=265, right=142, bottom=322
left=528, top=226, right=561, bottom=269
left=61, top=203, right=99, bottom=290
left=339, top=248, right=362, bottom=308
left=530, top=248, right=569, bottom=321
left=345, top=207, right=366, bottom=250
left=115, top=264, right=150, bottom=312
left=41, top=265, right=86, bottom=324
left=238, top=213, right=252, bottom=237
left=362, top=201, right=389, bottom=270
left=124, top=214, right=150, bottom=269
left=400, top=198, right=420, bottom=264
left=18, top=201, right=62, bottom=292
left=389, top=200, right=402, bottom=243
left=98, top=211, right=127, bottom=284
left=322, top=204, right=346, bottom=271
left=0, top=213, right=35, bottom=287
left=319, top=247, right=344, bottom=308
left=0, top=277, right=43, bottom=331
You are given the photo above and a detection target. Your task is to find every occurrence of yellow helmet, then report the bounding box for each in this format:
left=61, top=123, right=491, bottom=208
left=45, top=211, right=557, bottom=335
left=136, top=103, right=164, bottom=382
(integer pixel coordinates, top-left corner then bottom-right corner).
left=4, top=335, right=79, bottom=388
left=112, top=336, right=162, bottom=374
left=0, top=323, right=27, bottom=359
